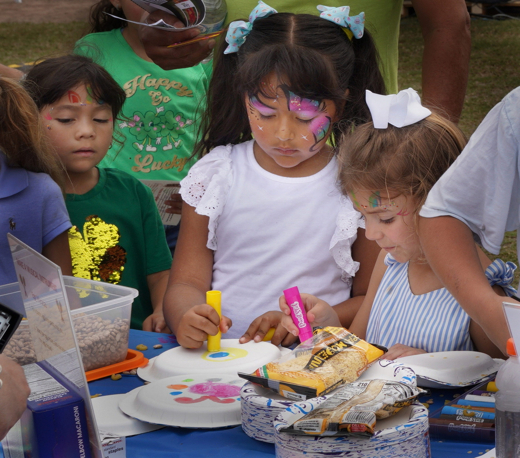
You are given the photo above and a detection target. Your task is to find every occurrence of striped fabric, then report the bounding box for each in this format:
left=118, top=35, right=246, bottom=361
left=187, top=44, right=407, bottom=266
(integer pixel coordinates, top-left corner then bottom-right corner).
left=365, top=255, right=517, bottom=353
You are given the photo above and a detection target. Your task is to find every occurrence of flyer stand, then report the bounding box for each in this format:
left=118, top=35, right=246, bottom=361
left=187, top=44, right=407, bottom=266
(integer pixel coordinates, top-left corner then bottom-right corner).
left=1, top=234, right=103, bottom=458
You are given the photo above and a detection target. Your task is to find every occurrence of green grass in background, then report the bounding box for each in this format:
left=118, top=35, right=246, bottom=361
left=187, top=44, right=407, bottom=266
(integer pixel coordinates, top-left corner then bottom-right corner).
left=1, top=15, right=519, bottom=281
left=0, top=22, right=87, bottom=66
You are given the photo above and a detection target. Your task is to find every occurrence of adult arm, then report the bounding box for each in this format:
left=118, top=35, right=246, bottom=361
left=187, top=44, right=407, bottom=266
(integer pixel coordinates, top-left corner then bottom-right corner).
left=143, top=270, right=171, bottom=333
left=138, top=11, right=215, bottom=70
left=163, top=203, right=230, bottom=348
left=412, top=0, right=471, bottom=123
left=42, top=230, right=73, bottom=277
left=333, top=229, right=381, bottom=328
left=0, top=355, right=30, bottom=440
left=418, top=216, right=511, bottom=354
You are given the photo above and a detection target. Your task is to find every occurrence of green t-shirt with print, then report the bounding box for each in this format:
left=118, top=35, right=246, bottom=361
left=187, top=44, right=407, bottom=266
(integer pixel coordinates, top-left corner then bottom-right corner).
left=66, top=168, right=172, bottom=330
left=76, top=29, right=211, bottom=180
left=226, top=0, right=403, bottom=94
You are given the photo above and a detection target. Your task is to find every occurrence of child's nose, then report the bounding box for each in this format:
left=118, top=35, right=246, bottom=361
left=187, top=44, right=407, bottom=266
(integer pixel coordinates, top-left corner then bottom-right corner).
left=364, top=223, right=383, bottom=241
left=76, top=120, right=95, bottom=139
left=275, top=118, right=293, bottom=141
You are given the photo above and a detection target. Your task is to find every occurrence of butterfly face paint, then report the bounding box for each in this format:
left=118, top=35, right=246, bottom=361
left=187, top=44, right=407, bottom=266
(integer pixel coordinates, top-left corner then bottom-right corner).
left=245, top=74, right=336, bottom=174
left=283, top=87, right=332, bottom=152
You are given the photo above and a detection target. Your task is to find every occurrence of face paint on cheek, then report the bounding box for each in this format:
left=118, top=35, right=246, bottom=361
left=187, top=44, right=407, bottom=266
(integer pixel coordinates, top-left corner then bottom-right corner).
left=309, top=115, right=331, bottom=150
left=43, top=112, right=53, bottom=121
left=396, top=208, right=410, bottom=216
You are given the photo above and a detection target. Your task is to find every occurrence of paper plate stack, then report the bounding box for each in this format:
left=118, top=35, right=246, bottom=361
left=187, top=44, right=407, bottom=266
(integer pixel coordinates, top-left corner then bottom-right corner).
left=241, top=382, right=296, bottom=443
left=274, top=401, right=430, bottom=458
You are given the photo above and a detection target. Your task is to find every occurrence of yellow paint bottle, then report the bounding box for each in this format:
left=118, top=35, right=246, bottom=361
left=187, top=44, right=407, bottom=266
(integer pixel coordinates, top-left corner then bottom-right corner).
left=206, top=290, right=221, bottom=352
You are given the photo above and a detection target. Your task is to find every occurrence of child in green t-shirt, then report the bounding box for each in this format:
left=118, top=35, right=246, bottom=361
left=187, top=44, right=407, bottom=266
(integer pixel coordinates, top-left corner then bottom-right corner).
left=24, top=54, right=173, bottom=332
left=75, top=0, right=212, bottom=254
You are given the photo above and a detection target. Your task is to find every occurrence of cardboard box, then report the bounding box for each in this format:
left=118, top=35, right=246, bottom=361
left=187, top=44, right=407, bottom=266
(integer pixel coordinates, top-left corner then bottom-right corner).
left=21, top=361, right=92, bottom=458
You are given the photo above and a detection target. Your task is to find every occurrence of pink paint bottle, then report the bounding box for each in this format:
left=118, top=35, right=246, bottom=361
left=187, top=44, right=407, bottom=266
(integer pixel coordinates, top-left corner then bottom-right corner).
left=283, top=286, right=314, bottom=343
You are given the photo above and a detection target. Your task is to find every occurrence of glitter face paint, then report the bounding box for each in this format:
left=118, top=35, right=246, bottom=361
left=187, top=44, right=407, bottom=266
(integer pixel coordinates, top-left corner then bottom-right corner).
left=283, top=87, right=331, bottom=152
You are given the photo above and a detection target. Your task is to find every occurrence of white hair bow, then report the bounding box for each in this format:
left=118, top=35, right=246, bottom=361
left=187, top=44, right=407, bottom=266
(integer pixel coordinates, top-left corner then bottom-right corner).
left=366, top=88, right=431, bottom=129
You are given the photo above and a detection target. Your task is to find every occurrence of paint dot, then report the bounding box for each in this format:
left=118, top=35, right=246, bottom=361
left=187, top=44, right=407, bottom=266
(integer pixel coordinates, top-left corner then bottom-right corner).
left=167, top=384, right=188, bottom=389
left=208, top=352, right=230, bottom=359
left=182, top=379, right=194, bottom=382
left=169, top=391, right=184, bottom=396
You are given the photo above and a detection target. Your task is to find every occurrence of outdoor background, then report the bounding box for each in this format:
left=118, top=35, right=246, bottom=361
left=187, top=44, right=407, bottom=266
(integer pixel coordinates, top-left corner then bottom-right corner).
left=1, top=0, right=519, bottom=281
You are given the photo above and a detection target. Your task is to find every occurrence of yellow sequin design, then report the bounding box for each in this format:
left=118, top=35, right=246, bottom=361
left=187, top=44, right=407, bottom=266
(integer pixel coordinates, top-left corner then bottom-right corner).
left=69, top=216, right=127, bottom=285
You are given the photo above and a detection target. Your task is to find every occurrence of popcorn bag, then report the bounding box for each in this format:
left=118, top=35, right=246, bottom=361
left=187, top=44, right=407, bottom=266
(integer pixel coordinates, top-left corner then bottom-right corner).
left=239, top=327, right=386, bottom=400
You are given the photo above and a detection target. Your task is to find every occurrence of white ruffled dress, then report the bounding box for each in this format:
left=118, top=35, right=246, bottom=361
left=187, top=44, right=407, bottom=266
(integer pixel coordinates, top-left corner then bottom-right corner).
left=180, top=140, right=364, bottom=338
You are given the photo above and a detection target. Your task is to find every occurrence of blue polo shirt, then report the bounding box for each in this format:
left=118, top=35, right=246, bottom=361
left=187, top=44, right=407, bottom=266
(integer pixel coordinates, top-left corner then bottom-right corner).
left=0, top=152, right=71, bottom=285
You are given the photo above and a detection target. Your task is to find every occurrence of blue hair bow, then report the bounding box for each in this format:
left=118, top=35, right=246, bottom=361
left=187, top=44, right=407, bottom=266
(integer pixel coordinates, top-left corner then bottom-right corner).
left=316, top=5, right=365, bottom=39
left=224, top=1, right=277, bottom=54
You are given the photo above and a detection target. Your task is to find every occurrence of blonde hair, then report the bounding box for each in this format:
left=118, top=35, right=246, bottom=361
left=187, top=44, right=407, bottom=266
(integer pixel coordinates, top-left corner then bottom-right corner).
left=338, top=112, right=467, bottom=218
left=0, top=77, right=65, bottom=191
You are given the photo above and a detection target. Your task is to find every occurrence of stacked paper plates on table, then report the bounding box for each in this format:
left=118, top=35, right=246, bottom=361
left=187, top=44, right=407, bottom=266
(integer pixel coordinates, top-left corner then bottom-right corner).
left=397, top=351, right=503, bottom=388
left=119, top=374, right=246, bottom=428
left=243, top=360, right=416, bottom=444
left=274, top=401, right=430, bottom=458
left=137, top=339, right=282, bottom=382
left=241, top=382, right=296, bottom=443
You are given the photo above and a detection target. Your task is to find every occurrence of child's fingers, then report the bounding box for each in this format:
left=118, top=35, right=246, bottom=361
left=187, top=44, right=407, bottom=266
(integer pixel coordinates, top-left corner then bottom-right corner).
left=279, top=314, right=299, bottom=336
left=278, top=295, right=291, bottom=315
left=220, top=315, right=232, bottom=334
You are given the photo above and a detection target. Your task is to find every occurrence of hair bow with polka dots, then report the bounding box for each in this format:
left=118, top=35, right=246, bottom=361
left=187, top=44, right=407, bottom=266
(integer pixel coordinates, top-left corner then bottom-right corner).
left=316, top=5, right=364, bottom=40
left=224, top=1, right=278, bottom=54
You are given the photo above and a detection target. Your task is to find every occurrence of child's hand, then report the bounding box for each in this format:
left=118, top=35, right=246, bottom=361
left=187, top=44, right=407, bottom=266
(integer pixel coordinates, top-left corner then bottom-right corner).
left=142, top=311, right=172, bottom=334
left=239, top=311, right=297, bottom=347
left=176, top=304, right=232, bottom=349
left=279, top=293, right=341, bottom=336
left=383, top=344, right=427, bottom=360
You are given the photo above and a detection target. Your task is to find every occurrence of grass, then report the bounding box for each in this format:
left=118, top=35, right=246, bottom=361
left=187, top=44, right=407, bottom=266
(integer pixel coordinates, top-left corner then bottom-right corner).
left=0, top=22, right=88, bottom=66
left=1, top=15, right=519, bottom=282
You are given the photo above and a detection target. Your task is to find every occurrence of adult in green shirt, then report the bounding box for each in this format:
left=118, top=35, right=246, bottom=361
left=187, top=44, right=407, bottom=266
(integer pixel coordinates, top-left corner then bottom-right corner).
left=138, top=0, right=470, bottom=123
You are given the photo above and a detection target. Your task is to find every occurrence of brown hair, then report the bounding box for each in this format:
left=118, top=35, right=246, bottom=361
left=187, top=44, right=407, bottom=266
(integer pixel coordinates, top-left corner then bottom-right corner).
left=0, top=77, right=65, bottom=191
left=338, top=112, right=467, bottom=218
left=88, top=0, right=127, bottom=33
left=195, top=13, right=385, bottom=157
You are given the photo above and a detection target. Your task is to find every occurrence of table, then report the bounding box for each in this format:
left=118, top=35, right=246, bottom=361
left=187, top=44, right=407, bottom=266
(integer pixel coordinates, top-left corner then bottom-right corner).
left=2, top=330, right=497, bottom=457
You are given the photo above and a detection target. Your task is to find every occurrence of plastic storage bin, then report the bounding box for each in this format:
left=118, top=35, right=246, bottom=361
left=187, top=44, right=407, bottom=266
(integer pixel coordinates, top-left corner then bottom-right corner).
left=0, top=276, right=137, bottom=371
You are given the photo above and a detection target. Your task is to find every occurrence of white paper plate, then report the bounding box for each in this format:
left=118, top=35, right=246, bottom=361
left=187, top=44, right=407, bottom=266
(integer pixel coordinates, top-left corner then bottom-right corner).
left=137, top=339, right=281, bottom=382
left=92, top=391, right=164, bottom=437
left=357, top=359, right=418, bottom=386
left=397, top=351, right=503, bottom=388
left=119, top=374, right=246, bottom=428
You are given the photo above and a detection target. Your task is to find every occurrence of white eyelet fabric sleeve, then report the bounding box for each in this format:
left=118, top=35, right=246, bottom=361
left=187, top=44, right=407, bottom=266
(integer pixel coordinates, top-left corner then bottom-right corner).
left=329, top=195, right=365, bottom=283
left=179, top=145, right=233, bottom=250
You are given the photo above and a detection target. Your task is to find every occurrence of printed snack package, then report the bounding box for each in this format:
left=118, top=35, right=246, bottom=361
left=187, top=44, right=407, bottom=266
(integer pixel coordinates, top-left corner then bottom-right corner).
left=239, top=327, right=386, bottom=400
left=280, top=378, right=425, bottom=437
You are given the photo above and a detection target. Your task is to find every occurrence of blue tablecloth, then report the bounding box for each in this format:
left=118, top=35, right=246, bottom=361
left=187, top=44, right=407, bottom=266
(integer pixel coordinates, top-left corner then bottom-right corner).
left=2, top=330, right=496, bottom=457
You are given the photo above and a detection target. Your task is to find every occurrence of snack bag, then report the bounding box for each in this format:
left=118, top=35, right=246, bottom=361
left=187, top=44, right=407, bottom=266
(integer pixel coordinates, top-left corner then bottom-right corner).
left=239, top=327, right=386, bottom=400
left=280, top=377, right=425, bottom=437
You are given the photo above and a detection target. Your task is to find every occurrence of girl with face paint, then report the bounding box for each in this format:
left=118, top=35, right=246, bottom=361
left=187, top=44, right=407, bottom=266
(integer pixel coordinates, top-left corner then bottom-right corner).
left=279, top=90, right=516, bottom=360
left=24, top=55, right=173, bottom=333
left=163, top=3, right=387, bottom=350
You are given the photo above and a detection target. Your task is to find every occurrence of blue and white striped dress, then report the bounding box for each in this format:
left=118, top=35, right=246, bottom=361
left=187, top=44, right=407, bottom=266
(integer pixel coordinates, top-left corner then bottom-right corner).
left=365, top=254, right=517, bottom=352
